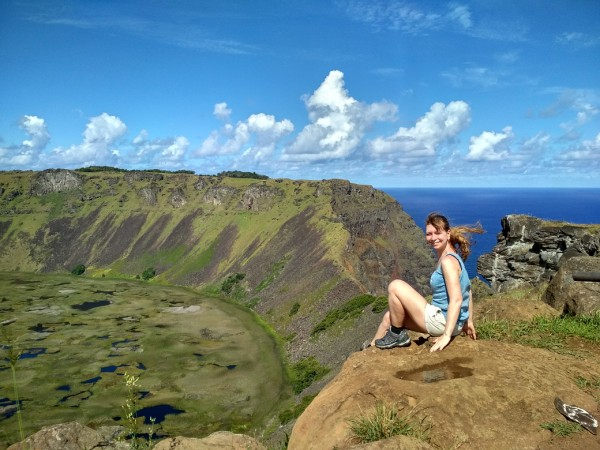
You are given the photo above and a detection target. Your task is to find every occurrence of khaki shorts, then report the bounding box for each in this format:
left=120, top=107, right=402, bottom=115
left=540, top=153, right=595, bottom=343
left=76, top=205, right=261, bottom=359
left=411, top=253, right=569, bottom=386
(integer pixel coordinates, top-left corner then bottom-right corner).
left=424, top=304, right=463, bottom=337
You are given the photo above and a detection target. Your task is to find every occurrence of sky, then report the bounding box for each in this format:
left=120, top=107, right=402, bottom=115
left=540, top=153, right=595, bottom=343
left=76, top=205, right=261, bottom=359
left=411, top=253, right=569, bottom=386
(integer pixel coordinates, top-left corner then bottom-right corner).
left=1, top=0, right=599, bottom=188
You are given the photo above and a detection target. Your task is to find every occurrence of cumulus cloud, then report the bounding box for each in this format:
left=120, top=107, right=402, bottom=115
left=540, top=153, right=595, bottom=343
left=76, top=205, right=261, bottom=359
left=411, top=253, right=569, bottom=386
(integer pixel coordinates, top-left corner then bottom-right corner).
left=51, top=113, right=126, bottom=166
left=282, top=70, right=397, bottom=162
left=0, top=115, right=50, bottom=167
left=214, top=102, right=232, bottom=121
left=368, top=101, right=470, bottom=158
left=132, top=130, right=190, bottom=167
left=466, top=126, right=513, bottom=161
left=197, top=106, right=293, bottom=162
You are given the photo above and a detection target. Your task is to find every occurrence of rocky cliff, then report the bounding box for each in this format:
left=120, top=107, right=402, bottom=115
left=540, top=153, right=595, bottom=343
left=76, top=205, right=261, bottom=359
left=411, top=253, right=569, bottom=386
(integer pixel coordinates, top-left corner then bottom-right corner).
left=477, top=214, right=600, bottom=292
left=0, top=169, right=434, bottom=376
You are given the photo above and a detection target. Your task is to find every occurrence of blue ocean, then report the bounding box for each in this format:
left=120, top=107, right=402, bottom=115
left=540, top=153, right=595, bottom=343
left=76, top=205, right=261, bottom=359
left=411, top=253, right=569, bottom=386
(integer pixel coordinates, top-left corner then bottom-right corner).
left=380, top=188, right=600, bottom=280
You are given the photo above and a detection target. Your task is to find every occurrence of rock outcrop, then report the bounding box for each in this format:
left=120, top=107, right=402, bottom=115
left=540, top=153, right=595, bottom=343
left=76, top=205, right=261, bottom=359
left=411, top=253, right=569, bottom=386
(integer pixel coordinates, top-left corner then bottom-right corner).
left=288, top=336, right=600, bottom=450
left=543, top=256, right=600, bottom=315
left=29, top=169, right=83, bottom=196
left=478, top=215, right=600, bottom=292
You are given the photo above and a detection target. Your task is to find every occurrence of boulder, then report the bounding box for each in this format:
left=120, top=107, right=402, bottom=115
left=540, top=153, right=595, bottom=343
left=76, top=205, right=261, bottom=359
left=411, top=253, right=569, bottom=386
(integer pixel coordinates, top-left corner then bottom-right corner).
left=7, top=422, right=127, bottom=450
left=543, top=256, right=600, bottom=315
left=478, top=215, right=600, bottom=292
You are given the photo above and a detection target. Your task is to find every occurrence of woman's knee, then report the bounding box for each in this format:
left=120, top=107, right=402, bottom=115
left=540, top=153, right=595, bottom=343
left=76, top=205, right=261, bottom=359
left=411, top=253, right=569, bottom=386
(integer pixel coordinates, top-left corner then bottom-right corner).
left=388, top=279, right=411, bottom=296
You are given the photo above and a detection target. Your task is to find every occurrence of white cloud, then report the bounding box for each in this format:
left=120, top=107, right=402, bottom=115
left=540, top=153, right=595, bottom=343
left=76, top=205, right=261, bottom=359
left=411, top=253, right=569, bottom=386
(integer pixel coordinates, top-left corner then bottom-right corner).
left=556, top=133, right=600, bottom=161
left=556, top=32, right=600, bottom=48
left=447, top=3, right=472, bottom=29
left=282, top=70, right=397, bottom=162
left=214, top=102, right=232, bottom=121
left=466, top=126, right=513, bottom=161
left=20, top=115, right=51, bottom=150
left=51, top=113, right=126, bottom=166
left=368, top=101, right=470, bottom=157
left=132, top=131, right=190, bottom=167
left=0, top=115, right=50, bottom=167
left=197, top=106, right=293, bottom=162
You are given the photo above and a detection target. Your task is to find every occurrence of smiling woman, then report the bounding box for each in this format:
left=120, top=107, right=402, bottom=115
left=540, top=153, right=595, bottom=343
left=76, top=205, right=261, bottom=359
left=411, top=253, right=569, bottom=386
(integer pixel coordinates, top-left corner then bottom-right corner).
left=0, top=272, right=290, bottom=447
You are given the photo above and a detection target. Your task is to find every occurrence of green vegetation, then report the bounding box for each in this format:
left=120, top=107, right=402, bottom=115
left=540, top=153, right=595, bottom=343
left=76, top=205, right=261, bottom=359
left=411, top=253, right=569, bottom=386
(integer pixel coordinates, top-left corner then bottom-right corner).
left=217, top=170, right=269, bottom=180
left=71, top=264, right=86, bottom=275
left=221, top=273, right=246, bottom=294
left=75, top=166, right=194, bottom=174
left=256, top=255, right=290, bottom=292
left=140, top=267, right=156, bottom=280
left=289, top=356, right=330, bottom=394
left=540, top=421, right=582, bottom=436
left=311, top=294, right=385, bottom=335
left=575, top=374, right=600, bottom=402
left=121, top=372, right=156, bottom=449
left=76, top=166, right=129, bottom=173
left=278, top=394, right=316, bottom=424
left=0, top=272, right=289, bottom=446
left=289, top=302, right=300, bottom=316
left=347, top=401, right=430, bottom=444
left=477, top=312, right=600, bottom=354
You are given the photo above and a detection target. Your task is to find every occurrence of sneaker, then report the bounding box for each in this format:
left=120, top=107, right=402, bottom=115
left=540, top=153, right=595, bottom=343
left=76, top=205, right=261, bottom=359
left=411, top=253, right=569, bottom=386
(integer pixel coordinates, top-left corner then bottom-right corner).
left=375, top=328, right=411, bottom=349
left=360, top=340, right=372, bottom=350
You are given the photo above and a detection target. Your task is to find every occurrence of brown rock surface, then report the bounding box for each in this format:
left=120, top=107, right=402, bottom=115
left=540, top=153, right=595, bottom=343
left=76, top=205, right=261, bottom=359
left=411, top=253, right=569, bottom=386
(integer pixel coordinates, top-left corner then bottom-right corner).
left=288, top=336, right=600, bottom=450
left=153, top=432, right=266, bottom=449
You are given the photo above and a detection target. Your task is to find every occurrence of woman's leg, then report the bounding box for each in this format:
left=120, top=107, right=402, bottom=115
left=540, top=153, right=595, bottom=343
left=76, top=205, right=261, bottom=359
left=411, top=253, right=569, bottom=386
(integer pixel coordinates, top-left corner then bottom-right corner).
left=387, top=279, right=428, bottom=333
left=369, top=310, right=391, bottom=346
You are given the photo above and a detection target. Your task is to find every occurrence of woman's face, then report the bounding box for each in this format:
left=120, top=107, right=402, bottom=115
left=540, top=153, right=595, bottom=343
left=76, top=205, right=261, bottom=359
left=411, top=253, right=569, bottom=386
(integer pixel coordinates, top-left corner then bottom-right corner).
left=425, top=223, right=449, bottom=252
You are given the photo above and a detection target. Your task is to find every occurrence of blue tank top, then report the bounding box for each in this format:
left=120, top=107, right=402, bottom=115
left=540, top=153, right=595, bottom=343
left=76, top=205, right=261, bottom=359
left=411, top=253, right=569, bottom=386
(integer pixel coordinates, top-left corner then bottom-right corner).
left=430, top=252, right=471, bottom=324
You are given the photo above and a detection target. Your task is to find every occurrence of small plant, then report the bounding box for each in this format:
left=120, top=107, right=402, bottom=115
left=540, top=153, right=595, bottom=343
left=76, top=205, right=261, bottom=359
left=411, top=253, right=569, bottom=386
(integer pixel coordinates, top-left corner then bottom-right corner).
left=141, top=267, right=156, bottom=281
left=71, top=264, right=86, bottom=275
left=575, top=374, right=600, bottom=402
left=121, top=372, right=156, bottom=450
left=289, top=302, right=300, bottom=316
left=289, top=357, right=330, bottom=394
left=347, top=401, right=430, bottom=444
left=540, top=420, right=582, bottom=436
left=1, top=326, right=25, bottom=444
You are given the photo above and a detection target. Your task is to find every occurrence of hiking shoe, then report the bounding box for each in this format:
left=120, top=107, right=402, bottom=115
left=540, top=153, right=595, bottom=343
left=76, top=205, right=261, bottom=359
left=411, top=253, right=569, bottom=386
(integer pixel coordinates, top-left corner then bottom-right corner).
left=375, top=328, right=410, bottom=349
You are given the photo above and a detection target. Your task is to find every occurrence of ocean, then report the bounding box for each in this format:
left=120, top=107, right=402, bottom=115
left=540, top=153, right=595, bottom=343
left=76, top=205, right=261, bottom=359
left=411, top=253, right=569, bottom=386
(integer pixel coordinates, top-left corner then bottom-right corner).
left=380, top=188, right=600, bottom=280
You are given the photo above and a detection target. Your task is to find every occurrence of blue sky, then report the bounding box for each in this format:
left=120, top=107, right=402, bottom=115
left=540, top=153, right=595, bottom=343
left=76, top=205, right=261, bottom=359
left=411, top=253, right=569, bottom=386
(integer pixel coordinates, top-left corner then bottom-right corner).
left=1, top=0, right=599, bottom=187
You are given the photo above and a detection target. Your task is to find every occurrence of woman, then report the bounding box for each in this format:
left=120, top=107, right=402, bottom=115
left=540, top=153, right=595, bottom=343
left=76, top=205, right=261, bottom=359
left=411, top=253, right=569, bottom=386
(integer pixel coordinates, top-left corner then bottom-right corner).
left=365, top=212, right=482, bottom=352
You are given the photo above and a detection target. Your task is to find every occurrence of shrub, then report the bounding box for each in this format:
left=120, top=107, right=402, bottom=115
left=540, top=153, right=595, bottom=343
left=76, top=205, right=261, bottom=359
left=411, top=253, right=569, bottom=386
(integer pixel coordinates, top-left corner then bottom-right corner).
left=289, top=302, right=300, bottom=316
left=221, top=273, right=245, bottom=294
left=141, top=267, right=156, bottom=280
left=289, top=357, right=330, bottom=394
left=71, top=264, right=86, bottom=276
left=312, top=294, right=379, bottom=335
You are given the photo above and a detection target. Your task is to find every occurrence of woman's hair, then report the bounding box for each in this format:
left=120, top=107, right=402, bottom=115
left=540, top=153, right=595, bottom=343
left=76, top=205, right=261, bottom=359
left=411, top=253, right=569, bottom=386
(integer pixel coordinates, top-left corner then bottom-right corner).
left=425, top=212, right=484, bottom=261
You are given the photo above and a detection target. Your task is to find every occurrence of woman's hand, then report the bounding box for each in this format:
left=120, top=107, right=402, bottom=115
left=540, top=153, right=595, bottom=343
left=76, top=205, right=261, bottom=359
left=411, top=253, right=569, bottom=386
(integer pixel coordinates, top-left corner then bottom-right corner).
left=430, top=333, right=451, bottom=352
left=462, top=320, right=477, bottom=340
